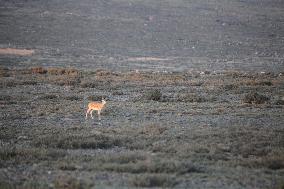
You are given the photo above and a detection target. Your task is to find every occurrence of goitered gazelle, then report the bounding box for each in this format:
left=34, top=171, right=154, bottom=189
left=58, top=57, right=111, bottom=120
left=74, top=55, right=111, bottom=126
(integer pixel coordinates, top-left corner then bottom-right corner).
left=85, top=99, right=106, bottom=120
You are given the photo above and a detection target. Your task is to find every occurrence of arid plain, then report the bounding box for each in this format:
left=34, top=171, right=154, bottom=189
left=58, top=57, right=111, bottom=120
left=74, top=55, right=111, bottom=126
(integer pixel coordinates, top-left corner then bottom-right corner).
left=0, top=0, right=284, bottom=188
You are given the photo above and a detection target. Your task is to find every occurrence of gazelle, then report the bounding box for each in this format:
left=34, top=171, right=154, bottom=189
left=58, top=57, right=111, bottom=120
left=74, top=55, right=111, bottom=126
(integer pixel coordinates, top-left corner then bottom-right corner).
left=85, top=99, right=106, bottom=120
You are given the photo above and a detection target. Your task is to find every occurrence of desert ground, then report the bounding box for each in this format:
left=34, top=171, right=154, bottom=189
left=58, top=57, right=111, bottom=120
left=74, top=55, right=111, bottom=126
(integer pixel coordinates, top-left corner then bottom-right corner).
left=0, top=0, right=284, bottom=189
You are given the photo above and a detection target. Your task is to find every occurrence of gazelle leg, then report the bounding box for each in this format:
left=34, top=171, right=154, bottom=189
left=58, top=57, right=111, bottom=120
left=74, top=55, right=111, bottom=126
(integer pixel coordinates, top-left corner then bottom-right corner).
left=98, top=110, right=101, bottom=120
left=85, top=108, right=91, bottom=119
left=90, top=110, right=94, bottom=119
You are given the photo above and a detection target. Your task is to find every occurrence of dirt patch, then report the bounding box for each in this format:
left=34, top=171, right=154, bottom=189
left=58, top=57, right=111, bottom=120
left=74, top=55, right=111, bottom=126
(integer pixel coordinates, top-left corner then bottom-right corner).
left=127, top=57, right=171, bottom=61
left=0, top=48, right=34, bottom=56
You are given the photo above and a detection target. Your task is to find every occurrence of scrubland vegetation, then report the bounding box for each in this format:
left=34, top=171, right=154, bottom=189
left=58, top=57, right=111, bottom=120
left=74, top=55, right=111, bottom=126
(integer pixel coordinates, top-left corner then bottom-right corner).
left=0, top=67, right=283, bottom=188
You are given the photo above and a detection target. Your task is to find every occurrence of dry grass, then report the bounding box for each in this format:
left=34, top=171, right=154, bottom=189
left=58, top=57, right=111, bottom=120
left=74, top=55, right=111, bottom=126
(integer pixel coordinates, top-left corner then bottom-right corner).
left=30, top=67, right=80, bottom=76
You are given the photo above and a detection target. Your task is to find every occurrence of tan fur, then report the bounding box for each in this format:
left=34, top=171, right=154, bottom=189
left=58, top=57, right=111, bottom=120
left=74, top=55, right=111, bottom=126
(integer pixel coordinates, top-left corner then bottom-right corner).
left=85, top=99, right=106, bottom=120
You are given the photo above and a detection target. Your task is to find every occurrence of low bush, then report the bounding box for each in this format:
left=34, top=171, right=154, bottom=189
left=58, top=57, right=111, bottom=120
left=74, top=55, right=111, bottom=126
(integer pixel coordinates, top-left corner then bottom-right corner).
left=80, top=81, right=99, bottom=88
left=130, top=174, right=176, bottom=188
left=87, top=95, right=107, bottom=101
left=47, top=68, right=80, bottom=76
left=54, top=175, right=92, bottom=189
left=177, top=93, right=206, bottom=103
left=64, top=95, right=81, bottom=101
left=31, top=67, right=47, bottom=74
left=243, top=92, right=270, bottom=104
left=39, top=94, right=58, bottom=100
left=143, top=89, right=162, bottom=101
left=0, top=67, right=10, bottom=77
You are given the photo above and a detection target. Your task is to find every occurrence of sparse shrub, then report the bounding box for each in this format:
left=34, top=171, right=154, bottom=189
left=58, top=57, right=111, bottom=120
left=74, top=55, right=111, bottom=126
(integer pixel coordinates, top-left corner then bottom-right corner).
left=0, top=95, right=12, bottom=102
left=240, top=155, right=284, bottom=170
left=65, top=68, right=80, bottom=76
left=0, top=182, right=15, bottom=189
left=177, top=93, right=206, bottom=103
left=67, top=79, right=81, bottom=86
left=99, top=158, right=203, bottom=175
left=112, top=91, right=124, bottom=95
left=275, top=99, right=284, bottom=105
left=96, top=152, right=146, bottom=164
left=0, top=67, right=10, bottom=77
left=54, top=175, right=92, bottom=189
left=146, top=160, right=203, bottom=174
left=21, top=80, right=38, bottom=85
left=130, top=174, right=176, bottom=188
left=244, top=80, right=273, bottom=86
left=0, top=147, right=17, bottom=161
left=48, top=68, right=64, bottom=75
left=47, top=68, right=79, bottom=76
left=243, top=92, right=270, bottom=104
left=64, top=95, right=81, bottom=101
left=22, top=181, right=50, bottom=189
left=87, top=95, right=107, bottom=101
left=31, top=67, right=47, bottom=74
left=259, top=81, right=273, bottom=86
left=80, top=81, right=99, bottom=88
left=189, top=80, right=204, bottom=86
left=268, top=160, right=284, bottom=170
left=49, top=75, right=81, bottom=86
left=37, top=134, right=121, bottom=149
left=58, top=163, right=77, bottom=171
left=224, top=71, right=243, bottom=78
left=95, top=69, right=112, bottom=76
left=0, top=80, right=17, bottom=88
left=39, top=94, right=58, bottom=100
left=144, top=89, right=162, bottom=101
left=140, top=124, right=167, bottom=135
left=223, top=84, right=238, bottom=90
left=278, top=181, right=284, bottom=189
left=2, top=79, right=37, bottom=86
left=266, top=158, right=284, bottom=170
left=194, top=148, right=210, bottom=154
left=0, top=147, right=65, bottom=163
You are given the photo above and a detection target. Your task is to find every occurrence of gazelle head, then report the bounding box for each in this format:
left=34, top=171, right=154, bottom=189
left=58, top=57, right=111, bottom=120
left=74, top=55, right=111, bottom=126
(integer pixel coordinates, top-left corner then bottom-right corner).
left=102, top=99, right=106, bottom=105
